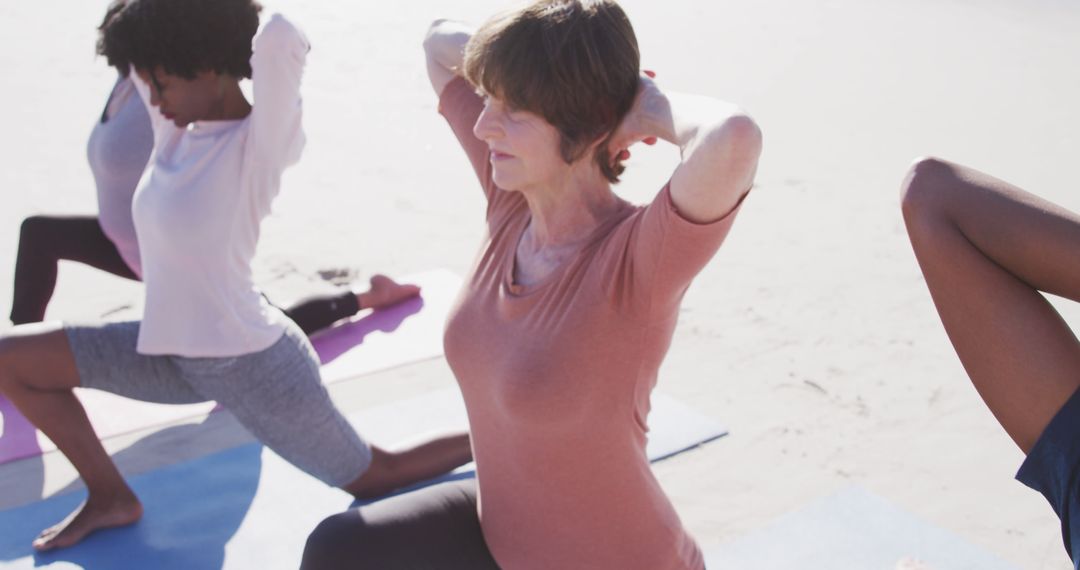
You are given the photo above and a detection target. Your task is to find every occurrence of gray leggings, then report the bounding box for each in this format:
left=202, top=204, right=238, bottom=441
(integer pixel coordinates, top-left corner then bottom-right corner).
left=65, top=319, right=372, bottom=487
left=301, top=479, right=501, bottom=570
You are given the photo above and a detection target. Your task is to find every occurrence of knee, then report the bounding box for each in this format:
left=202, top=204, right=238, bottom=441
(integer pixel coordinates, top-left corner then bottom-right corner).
left=301, top=512, right=375, bottom=570
left=17, top=216, right=64, bottom=258
left=18, top=216, right=53, bottom=243
left=900, top=156, right=957, bottom=224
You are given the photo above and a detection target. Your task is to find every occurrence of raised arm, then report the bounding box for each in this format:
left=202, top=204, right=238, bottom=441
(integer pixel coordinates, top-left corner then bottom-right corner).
left=612, top=75, right=762, bottom=223
left=250, top=13, right=309, bottom=166
left=423, top=19, right=500, bottom=205
left=423, top=19, right=473, bottom=97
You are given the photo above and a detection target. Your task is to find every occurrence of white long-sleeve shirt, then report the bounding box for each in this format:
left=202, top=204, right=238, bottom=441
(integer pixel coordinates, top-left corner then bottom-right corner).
left=89, top=77, right=152, bottom=277
left=130, top=14, right=308, bottom=357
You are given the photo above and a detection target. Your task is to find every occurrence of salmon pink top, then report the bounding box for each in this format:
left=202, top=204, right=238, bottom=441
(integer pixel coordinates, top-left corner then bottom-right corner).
left=440, top=77, right=745, bottom=570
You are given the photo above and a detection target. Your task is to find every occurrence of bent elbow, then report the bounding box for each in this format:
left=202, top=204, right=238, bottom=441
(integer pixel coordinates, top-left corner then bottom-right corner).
left=717, top=113, right=763, bottom=158
left=423, top=19, right=451, bottom=53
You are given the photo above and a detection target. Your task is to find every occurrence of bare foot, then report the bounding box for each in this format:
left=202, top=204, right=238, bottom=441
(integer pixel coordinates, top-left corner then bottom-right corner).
left=357, top=275, right=421, bottom=311
left=33, top=490, right=143, bottom=551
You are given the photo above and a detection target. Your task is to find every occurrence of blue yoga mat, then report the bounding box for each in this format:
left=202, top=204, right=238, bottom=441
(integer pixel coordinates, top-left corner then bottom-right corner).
left=704, top=486, right=1020, bottom=570
left=0, top=390, right=726, bottom=569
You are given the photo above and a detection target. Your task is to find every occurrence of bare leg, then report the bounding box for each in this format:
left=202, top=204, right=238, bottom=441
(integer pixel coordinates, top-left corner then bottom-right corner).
left=0, top=323, right=141, bottom=550
left=901, top=157, right=1080, bottom=453
left=343, top=432, right=472, bottom=500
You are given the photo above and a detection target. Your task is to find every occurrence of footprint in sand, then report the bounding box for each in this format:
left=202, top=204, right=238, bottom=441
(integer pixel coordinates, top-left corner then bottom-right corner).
left=895, top=557, right=934, bottom=570
left=317, top=267, right=359, bottom=287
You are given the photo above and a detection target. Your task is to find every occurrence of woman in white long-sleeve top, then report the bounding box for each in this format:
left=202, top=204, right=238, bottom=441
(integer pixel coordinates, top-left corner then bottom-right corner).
left=8, top=2, right=421, bottom=346
left=0, top=0, right=470, bottom=552
left=303, top=1, right=761, bottom=568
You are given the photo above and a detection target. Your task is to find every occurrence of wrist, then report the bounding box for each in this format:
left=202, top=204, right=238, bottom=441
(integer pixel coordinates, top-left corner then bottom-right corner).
left=639, top=91, right=678, bottom=145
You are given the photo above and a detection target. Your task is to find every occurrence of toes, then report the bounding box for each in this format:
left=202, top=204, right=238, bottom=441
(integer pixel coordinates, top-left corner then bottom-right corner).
left=32, top=531, right=61, bottom=551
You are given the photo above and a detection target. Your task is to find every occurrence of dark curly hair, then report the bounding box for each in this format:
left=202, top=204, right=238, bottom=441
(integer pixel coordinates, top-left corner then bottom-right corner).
left=97, top=0, right=263, bottom=79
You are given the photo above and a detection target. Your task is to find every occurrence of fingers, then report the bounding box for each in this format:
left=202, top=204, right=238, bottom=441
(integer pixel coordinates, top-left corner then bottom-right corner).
left=612, top=138, right=657, bottom=167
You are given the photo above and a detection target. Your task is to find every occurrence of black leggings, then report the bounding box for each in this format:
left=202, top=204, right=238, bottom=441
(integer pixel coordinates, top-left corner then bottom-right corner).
left=10, top=215, right=359, bottom=334
left=301, top=479, right=501, bottom=570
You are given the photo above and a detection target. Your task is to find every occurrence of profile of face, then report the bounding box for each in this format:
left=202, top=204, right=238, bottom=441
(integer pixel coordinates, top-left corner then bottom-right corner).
left=134, top=67, right=226, bottom=127
left=473, top=95, right=581, bottom=192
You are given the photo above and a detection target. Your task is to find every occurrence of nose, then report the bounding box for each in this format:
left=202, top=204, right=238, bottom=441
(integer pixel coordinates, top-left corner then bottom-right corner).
left=472, top=101, right=501, bottom=143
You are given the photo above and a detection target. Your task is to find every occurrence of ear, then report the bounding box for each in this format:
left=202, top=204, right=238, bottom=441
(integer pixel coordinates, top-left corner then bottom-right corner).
left=589, top=130, right=620, bottom=169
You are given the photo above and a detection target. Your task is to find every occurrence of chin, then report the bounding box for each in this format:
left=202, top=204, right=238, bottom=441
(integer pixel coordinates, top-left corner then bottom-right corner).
left=492, top=169, right=525, bottom=192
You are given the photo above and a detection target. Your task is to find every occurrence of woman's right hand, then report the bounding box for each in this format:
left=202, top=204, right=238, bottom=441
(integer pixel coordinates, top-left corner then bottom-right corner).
left=423, top=19, right=474, bottom=96
left=606, top=71, right=662, bottom=167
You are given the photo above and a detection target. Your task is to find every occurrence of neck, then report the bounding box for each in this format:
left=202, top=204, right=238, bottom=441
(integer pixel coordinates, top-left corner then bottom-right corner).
left=518, top=165, right=624, bottom=251
left=208, top=79, right=251, bottom=122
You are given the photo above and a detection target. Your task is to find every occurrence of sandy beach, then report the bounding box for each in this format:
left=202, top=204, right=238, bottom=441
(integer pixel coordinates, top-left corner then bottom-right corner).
left=2, top=0, right=1080, bottom=568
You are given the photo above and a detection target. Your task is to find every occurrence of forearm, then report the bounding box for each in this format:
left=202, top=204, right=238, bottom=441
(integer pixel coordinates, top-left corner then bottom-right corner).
left=639, top=87, right=742, bottom=158
left=639, top=84, right=761, bottom=222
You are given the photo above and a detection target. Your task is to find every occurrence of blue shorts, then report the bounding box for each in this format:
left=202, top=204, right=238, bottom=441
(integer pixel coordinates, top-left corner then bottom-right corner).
left=1016, top=387, right=1080, bottom=570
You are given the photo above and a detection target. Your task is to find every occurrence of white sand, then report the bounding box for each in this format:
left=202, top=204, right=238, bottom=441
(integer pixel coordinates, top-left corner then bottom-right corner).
left=1, top=0, right=1079, bottom=568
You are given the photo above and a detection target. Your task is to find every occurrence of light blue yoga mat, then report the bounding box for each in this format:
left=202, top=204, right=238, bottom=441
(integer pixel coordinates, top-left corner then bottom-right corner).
left=0, top=390, right=726, bottom=569
left=349, top=388, right=728, bottom=470
left=704, top=486, right=1020, bottom=570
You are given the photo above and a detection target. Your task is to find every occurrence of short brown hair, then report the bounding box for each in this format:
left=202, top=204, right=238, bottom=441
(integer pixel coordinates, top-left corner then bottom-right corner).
left=464, top=0, right=640, bottom=183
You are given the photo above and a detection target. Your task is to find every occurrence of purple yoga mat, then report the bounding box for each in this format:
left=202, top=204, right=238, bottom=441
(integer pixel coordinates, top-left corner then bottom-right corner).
left=0, top=269, right=462, bottom=466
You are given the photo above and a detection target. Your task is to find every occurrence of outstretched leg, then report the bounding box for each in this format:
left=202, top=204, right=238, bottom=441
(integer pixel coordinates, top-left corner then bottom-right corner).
left=343, top=433, right=472, bottom=501
left=0, top=323, right=142, bottom=550
left=900, top=157, right=1080, bottom=453
left=284, top=275, right=421, bottom=335
left=183, top=321, right=470, bottom=501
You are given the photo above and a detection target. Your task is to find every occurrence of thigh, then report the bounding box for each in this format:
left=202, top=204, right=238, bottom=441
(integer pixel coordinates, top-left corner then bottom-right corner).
left=902, top=158, right=1080, bottom=453
left=20, top=215, right=137, bottom=280
left=182, top=324, right=371, bottom=487
left=0, top=322, right=81, bottom=391
left=66, top=321, right=206, bottom=404
left=302, top=479, right=499, bottom=570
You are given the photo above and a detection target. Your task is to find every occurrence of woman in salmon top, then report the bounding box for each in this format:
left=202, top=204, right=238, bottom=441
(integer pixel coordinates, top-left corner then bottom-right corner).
left=302, top=1, right=762, bottom=568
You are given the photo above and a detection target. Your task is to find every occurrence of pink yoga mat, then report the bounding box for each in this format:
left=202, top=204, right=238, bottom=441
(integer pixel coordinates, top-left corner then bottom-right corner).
left=0, top=269, right=462, bottom=466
